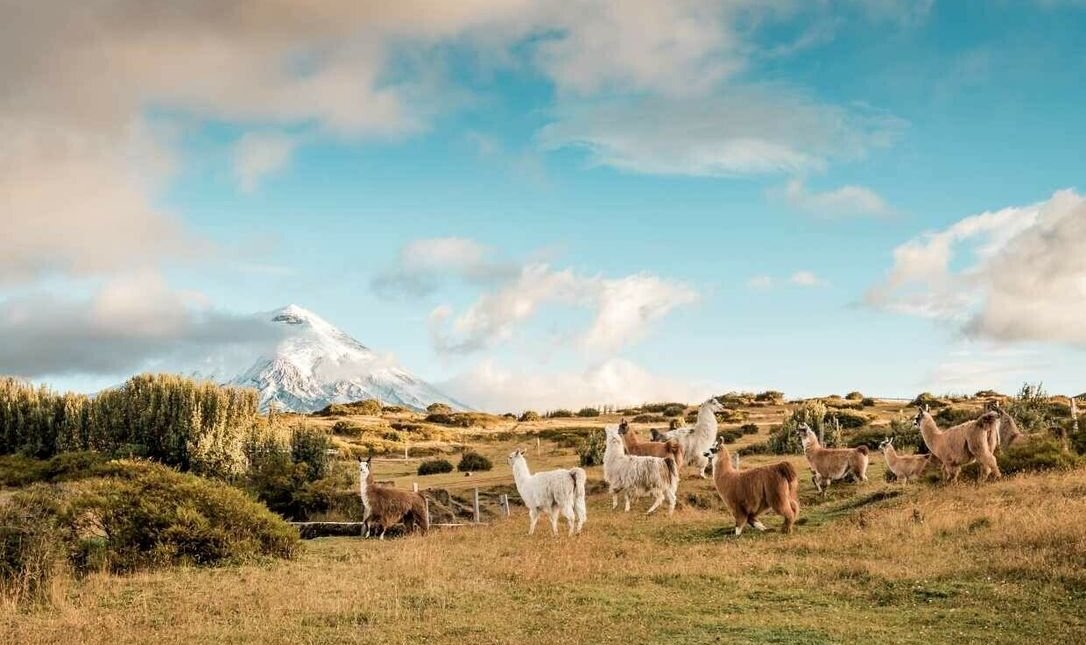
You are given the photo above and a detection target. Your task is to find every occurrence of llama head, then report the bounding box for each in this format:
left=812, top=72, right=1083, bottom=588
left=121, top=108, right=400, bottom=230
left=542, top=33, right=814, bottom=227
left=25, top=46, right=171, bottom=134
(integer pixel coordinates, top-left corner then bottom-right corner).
left=705, top=398, right=725, bottom=413
left=912, top=407, right=930, bottom=428
left=617, top=418, right=630, bottom=435
left=358, top=456, right=372, bottom=480
left=878, top=437, right=893, bottom=452
left=795, top=422, right=816, bottom=447
left=506, top=449, right=526, bottom=466
left=604, top=424, right=625, bottom=449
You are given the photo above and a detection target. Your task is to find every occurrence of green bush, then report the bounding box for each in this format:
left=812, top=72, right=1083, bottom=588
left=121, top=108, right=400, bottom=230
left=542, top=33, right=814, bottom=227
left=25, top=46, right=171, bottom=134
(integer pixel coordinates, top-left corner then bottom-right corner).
left=632, top=414, right=666, bottom=423
left=910, top=392, right=949, bottom=410
left=934, top=406, right=980, bottom=427
left=417, top=459, right=454, bottom=476
left=425, top=413, right=473, bottom=428
left=576, top=407, right=601, bottom=418
left=754, top=391, right=784, bottom=403
left=998, top=437, right=1082, bottom=474
left=578, top=431, right=605, bottom=467
left=457, top=451, right=492, bottom=472
left=0, top=490, right=67, bottom=604
left=426, top=403, right=453, bottom=415
left=739, top=423, right=759, bottom=435
left=662, top=404, right=686, bottom=418
left=829, top=409, right=870, bottom=429
left=1008, top=383, right=1056, bottom=433
left=331, top=421, right=363, bottom=437
left=768, top=401, right=831, bottom=454
left=861, top=397, right=877, bottom=407
left=546, top=409, right=574, bottom=419
left=717, top=408, right=748, bottom=423
left=518, top=411, right=540, bottom=422
left=0, top=451, right=110, bottom=487
left=738, top=441, right=770, bottom=456
left=717, top=430, right=742, bottom=444
left=290, top=426, right=332, bottom=481
left=845, top=391, right=864, bottom=401
left=717, top=392, right=754, bottom=407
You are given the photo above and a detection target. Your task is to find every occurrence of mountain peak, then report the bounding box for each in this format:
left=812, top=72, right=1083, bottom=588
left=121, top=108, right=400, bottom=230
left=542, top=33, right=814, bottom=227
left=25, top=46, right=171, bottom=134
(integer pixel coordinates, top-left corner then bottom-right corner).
left=232, top=305, right=468, bottom=413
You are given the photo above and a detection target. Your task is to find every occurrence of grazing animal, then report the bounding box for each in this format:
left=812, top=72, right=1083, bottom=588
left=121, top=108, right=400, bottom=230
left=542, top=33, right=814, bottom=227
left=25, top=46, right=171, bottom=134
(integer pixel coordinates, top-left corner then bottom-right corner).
left=507, top=449, right=587, bottom=536
left=358, top=458, right=429, bottom=538
left=704, top=439, right=799, bottom=535
left=618, top=419, right=684, bottom=467
left=914, top=408, right=1002, bottom=483
left=603, top=424, right=679, bottom=515
left=796, top=423, right=869, bottom=495
left=651, top=398, right=725, bottom=477
left=878, top=437, right=932, bottom=484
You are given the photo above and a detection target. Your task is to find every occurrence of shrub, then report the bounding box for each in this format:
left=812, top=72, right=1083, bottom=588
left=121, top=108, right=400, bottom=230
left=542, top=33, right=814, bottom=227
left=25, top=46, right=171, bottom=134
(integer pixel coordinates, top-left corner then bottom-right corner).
left=717, top=430, right=742, bottom=444
left=576, top=407, right=601, bottom=418
left=578, top=431, right=605, bottom=467
left=861, top=397, right=877, bottom=407
left=417, top=459, right=454, bottom=476
left=290, top=426, right=332, bottom=481
left=934, top=406, right=980, bottom=427
left=0, top=490, right=67, bottom=605
left=457, top=451, right=492, bottom=472
left=738, top=441, right=770, bottom=456
left=546, top=409, right=574, bottom=419
left=662, top=404, right=686, bottom=418
left=717, top=392, right=754, bottom=407
left=1008, top=382, right=1055, bottom=433
left=426, top=403, right=453, bottom=415
left=331, top=421, right=363, bottom=437
left=738, top=423, right=759, bottom=435
left=632, top=414, right=666, bottom=423
left=999, top=437, right=1083, bottom=474
left=425, top=413, right=473, bottom=428
left=717, top=408, right=748, bottom=423
left=910, top=392, right=949, bottom=410
left=846, top=423, right=923, bottom=452
left=845, top=391, right=864, bottom=401
left=381, top=405, right=406, bottom=414
left=518, top=411, right=540, bottom=422
left=754, top=391, right=784, bottom=403
left=828, top=409, right=870, bottom=429
left=0, top=451, right=110, bottom=488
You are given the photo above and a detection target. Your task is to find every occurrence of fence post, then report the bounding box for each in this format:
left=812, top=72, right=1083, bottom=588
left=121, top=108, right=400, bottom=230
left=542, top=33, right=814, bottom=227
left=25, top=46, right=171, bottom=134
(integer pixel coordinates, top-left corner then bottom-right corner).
left=473, top=488, right=481, bottom=524
left=404, top=441, right=409, bottom=460
left=412, top=482, right=418, bottom=493
left=424, top=497, right=431, bottom=527
left=536, top=437, right=541, bottom=455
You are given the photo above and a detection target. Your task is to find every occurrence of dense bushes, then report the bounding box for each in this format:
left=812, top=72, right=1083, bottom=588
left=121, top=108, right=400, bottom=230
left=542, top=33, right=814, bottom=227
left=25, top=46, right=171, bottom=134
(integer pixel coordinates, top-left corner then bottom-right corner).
left=0, top=374, right=259, bottom=476
left=998, top=437, right=1083, bottom=474
left=754, top=391, right=784, bottom=403
left=0, top=451, right=110, bottom=487
left=426, top=403, right=453, bottom=415
left=632, top=414, right=666, bottom=423
left=576, top=407, right=601, bottom=418
left=578, top=431, right=605, bottom=467
left=518, top=411, right=540, bottom=422
left=738, top=423, right=760, bottom=435
left=1, top=460, right=298, bottom=603
left=662, top=404, right=686, bottom=418
left=417, top=459, right=454, bottom=476
left=315, top=399, right=383, bottom=416
left=934, top=406, right=981, bottom=427
left=717, top=429, right=742, bottom=444
left=425, top=412, right=473, bottom=427
left=545, top=409, right=574, bottom=419
left=829, top=409, right=870, bottom=429
left=861, top=397, right=877, bottom=407
left=845, top=391, right=864, bottom=401
left=768, top=401, right=832, bottom=454
left=457, top=451, right=492, bottom=472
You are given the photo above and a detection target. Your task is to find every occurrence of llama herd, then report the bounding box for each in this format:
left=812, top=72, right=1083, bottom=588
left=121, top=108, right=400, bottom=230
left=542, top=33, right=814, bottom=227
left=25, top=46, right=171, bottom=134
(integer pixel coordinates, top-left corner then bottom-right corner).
left=357, top=398, right=1024, bottom=539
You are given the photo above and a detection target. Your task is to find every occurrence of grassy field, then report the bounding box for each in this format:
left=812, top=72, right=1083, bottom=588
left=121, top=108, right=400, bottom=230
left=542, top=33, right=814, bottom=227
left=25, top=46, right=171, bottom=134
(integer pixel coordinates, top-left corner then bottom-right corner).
left=4, top=397, right=1085, bottom=644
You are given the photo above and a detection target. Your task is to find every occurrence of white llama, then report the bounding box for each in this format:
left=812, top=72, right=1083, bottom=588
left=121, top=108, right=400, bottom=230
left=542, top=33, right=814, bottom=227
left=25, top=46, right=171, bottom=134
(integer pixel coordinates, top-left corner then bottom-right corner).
left=603, top=424, right=679, bottom=515
left=653, top=398, right=724, bottom=477
left=507, top=450, right=587, bottom=536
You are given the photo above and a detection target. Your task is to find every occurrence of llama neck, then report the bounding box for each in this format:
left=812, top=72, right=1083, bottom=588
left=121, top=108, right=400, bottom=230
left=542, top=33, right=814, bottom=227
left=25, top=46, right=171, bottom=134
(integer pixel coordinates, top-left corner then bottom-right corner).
left=359, top=471, right=371, bottom=508
left=883, top=445, right=897, bottom=463
left=917, top=415, right=942, bottom=445
left=695, top=404, right=718, bottom=436
left=716, top=447, right=736, bottom=474
left=510, top=458, right=531, bottom=485
left=803, top=430, right=820, bottom=452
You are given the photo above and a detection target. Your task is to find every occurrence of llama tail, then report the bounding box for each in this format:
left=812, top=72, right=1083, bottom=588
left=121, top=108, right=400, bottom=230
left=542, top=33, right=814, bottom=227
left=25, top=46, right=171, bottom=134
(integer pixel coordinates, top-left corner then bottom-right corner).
left=775, top=460, right=798, bottom=483
left=664, top=455, right=679, bottom=489
left=570, top=467, right=587, bottom=529
left=855, top=445, right=869, bottom=456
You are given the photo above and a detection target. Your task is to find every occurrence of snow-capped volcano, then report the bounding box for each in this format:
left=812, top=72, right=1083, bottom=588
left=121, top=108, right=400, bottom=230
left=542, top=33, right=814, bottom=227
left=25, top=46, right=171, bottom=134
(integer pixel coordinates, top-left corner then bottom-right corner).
left=229, top=304, right=467, bottom=413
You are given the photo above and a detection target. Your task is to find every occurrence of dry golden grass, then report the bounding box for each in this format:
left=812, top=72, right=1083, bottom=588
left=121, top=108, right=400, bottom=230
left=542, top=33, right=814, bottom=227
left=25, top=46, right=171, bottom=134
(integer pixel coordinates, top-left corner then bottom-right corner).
left=4, top=461, right=1085, bottom=644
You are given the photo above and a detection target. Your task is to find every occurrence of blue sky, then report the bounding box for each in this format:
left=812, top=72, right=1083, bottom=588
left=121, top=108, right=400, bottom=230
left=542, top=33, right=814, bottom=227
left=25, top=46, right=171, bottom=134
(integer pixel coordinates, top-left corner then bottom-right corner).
left=3, top=1, right=1085, bottom=409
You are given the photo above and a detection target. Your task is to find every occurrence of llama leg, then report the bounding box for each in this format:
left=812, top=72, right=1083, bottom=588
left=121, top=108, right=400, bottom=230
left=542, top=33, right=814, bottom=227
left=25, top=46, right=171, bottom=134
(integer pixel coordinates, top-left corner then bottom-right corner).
left=734, top=513, right=747, bottom=536
left=750, top=515, right=767, bottom=531
left=549, top=509, right=560, bottom=537
left=811, top=473, right=823, bottom=494
left=624, top=492, right=632, bottom=513
left=666, top=488, right=676, bottom=515
left=562, top=504, right=576, bottom=537
left=611, top=493, right=619, bottom=510
left=528, top=508, right=539, bottom=535
left=980, top=452, right=1001, bottom=480
left=645, top=492, right=664, bottom=515
left=697, top=454, right=709, bottom=478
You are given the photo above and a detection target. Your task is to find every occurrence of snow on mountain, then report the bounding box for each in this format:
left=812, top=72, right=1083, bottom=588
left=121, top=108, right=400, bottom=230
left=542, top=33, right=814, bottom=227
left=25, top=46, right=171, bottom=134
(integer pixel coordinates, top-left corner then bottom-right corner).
left=228, top=304, right=468, bottom=413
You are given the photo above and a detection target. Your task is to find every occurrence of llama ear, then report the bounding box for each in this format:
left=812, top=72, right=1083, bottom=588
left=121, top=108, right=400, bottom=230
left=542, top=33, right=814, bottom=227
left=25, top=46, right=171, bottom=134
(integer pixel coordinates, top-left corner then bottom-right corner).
left=366, top=456, right=372, bottom=465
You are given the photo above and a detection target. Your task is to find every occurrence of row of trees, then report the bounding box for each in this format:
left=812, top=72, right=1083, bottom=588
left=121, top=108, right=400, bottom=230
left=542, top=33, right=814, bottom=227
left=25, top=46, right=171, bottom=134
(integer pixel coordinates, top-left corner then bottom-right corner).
left=0, top=374, right=260, bottom=475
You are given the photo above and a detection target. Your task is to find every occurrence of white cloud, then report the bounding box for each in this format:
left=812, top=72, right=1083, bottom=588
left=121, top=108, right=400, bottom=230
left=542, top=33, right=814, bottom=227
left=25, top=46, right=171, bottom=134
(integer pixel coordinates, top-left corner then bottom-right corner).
left=428, top=263, right=697, bottom=355
left=538, top=88, right=905, bottom=177
left=776, top=178, right=891, bottom=217
left=867, top=189, right=1086, bottom=345
left=438, top=358, right=718, bottom=411
left=371, top=237, right=520, bottom=297
left=747, top=275, right=775, bottom=290
left=234, top=133, right=300, bottom=192
left=790, top=271, right=829, bottom=288
left=0, top=273, right=281, bottom=378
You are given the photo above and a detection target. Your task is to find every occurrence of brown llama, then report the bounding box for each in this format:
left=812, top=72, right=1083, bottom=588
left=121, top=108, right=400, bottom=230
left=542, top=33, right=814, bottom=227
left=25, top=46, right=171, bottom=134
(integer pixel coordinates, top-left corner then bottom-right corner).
left=618, top=419, right=684, bottom=467
left=358, top=458, right=429, bottom=538
left=796, top=423, right=869, bottom=495
left=914, top=407, right=1002, bottom=483
left=704, top=439, right=799, bottom=535
left=878, top=437, right=932, bottom=484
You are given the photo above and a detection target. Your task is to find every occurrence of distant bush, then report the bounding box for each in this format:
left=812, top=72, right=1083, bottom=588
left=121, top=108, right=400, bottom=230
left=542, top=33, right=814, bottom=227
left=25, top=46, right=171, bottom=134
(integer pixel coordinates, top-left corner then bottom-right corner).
left=829, top=409, right=870, bottom=429
left=738, top=441, right=770, bottom=456
left=861, top=397, right=877, bottom=407
left=641, top=402, right=687, bottom=414
left=1008, top=383, right=1055, bottom=433
left=754, top=391, right=784, bottom=403
left=974, top=390, right=1004, bottom=399
left=425, top=413, right=473, bottom=428
left=910, top=392, right=949, bottom=410
left=738, top=423, right=759, bottom=435
left=381, top=405, right=406, bottom=414
left=934, top=406, right=980, bottom=427
left=717, top=408, right=748, bottom=423
left=457, top=451, right=492, bottom=472
left=845, top=391, right=864, bottom=401
left=633, top=414, right=666, bottom=423
left=576, top=407, right=601, bottom=418
left=662, top=404, right=686, bottom=418
left=315, top=399, right=382, bottom=417
left=417, top=459, right=454, bottom=476
left=518, top=411, right=540, bottom=422
left=426, top=403, right=453, bottom=415
left=717, top=430, right=742, bottom=444
left=578, top=431, right=605, bottom=467
left=717, top=392, right=754, bottom=407
left=546, top=409, right=574, bottom=419
left=331, top=421, right=363, bottom=438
